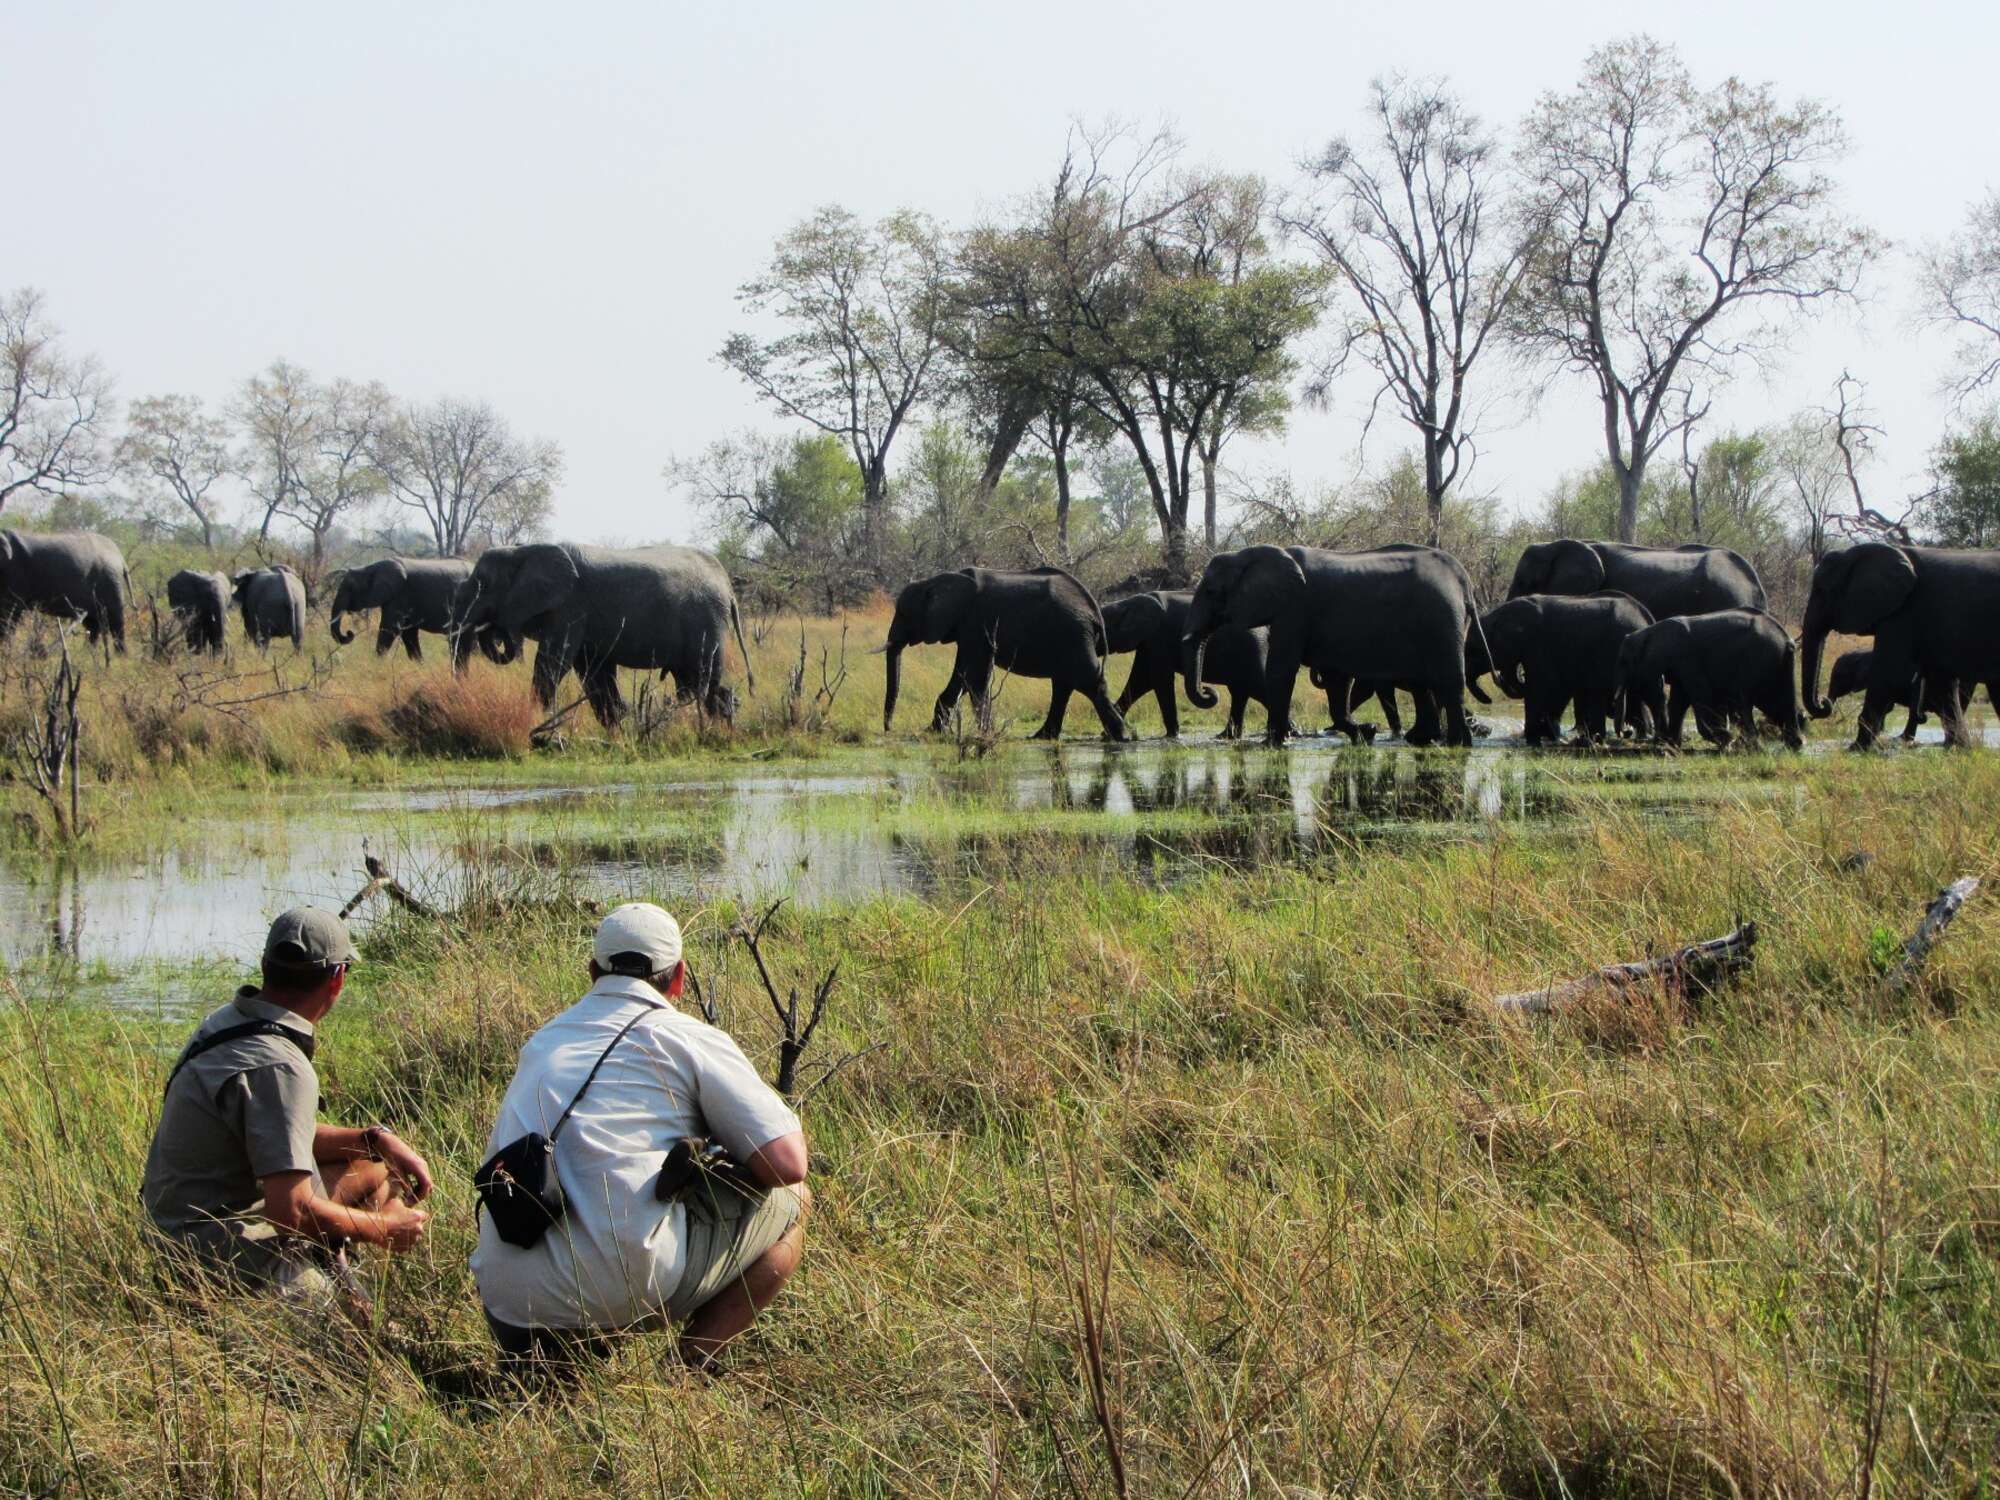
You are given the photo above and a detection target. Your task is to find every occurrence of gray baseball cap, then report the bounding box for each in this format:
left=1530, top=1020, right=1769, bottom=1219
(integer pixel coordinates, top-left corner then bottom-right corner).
left=263, top=907, right=359, bottom=968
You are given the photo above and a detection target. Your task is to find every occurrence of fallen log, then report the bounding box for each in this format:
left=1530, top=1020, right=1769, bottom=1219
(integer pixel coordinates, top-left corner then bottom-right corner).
left=1875, top=877, right=1980, bottom=1002
left=1492, top=922, right=1758, bottom=1017
left=338, top=850, right=437, bottom=921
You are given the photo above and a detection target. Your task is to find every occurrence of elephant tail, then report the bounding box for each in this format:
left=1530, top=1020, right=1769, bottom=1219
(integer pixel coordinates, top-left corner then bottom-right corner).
left=1464, top=601, right=1494, bottom=696
left=730, top=596, right=755, bottom=695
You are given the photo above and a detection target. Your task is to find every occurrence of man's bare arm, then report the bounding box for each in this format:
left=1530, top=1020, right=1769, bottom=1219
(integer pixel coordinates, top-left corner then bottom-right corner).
left=258, top=1169, right=429, bottom=1250
left=745, top=1131, right=809, bottom=1188
left=313, top=1123, right=434, bottom=1199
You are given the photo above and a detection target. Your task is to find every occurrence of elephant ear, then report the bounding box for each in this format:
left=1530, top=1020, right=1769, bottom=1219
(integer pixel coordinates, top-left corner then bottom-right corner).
left=0, top=532, right=12, bottom=565
left=1102, top=592, right=1168, bottom=653
left=231, top=570, right=256, bottom=601
left=1232, top=547, right=1308, bottom=626
left=1547, top=539, right=1606, bottom=594
left=498, top=545, right=580, bottom=634
left=1836, top=545, right=1918, bottom=632
left=373, top=557, right=409, bottom=595
left=922, top=571, right=978, bottom=641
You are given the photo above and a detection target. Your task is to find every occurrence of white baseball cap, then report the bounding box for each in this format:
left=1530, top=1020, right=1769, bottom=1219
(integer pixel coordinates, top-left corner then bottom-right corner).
left=593, top=902, right=683, bottom=976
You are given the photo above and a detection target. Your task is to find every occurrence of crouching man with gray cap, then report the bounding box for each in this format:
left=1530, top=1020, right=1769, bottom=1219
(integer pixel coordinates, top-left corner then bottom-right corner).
left=471, top=902, right=809, bottom=1372
left=141, top=908, right=432, bottom=1308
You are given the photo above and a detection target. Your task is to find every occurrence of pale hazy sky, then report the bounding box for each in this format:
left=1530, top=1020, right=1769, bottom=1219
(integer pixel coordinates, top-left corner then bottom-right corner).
left=13, top=0, right=1997, bottom=546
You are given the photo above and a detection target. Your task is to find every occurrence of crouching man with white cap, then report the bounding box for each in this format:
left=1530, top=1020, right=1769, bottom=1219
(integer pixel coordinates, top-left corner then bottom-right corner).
left=471, top=902, right=809, bottom=1372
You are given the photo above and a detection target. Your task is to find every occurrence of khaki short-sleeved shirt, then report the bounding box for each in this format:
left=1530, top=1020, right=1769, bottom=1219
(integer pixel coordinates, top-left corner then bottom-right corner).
left=142, top=990, right=320, bottom=1264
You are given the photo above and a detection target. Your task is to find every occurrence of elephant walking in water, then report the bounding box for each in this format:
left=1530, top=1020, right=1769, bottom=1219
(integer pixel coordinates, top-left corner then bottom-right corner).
left=457, top=542, right=753, bottom=726
left=1827, top=649, right=1981, bottom=744
left=330, top=557, right=474, bottom=663
left=0, top=530, right=130, bottom=651
left=1801, top=543, right=2000, bottom=749
left=1615, top=610, right=1805, bottom=750
left=1466, top=592, right=1656, bottom=745
left=1185, top=544, right=1481, bottom=747
left=166, top=569, right=232, bottom=654
left=882, top=567, right=1129, bottom=741
left=1100, top=589, right=1275, bottom=740
left=232, top=566, right=306, bottom=649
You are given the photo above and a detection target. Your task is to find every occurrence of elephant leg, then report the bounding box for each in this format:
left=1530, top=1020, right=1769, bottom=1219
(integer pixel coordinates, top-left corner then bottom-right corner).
left=402, top=627, right=424, bottom=662
left=583, top=665, right=625, bottom=727
left=1328, top=675, right=1374, bottom=744
left=1033, top=682, right=1072, bottom=740
left=1378, top=689, right=1403, bottom=739
left=1114, top=654, right=1147, bottom=715
left=1937, top=679, right=1975, bottom=749
left=1081, top=675, right=1129, bottom=742
left=531, top=642, right=575, bottom=709
left=1223, top=691, right=1247, bottom=740
left=931, top=648, right=974, bottom=732
left=375, top=621, right=397, bottom=656
left=1154, top=674, right=1180, bottom=739
left=1406, top=689, right=1449, bottom=747
left=1261, top=644, right=1302, bottom=747
left=1523, top=687, right=1559, bottom=745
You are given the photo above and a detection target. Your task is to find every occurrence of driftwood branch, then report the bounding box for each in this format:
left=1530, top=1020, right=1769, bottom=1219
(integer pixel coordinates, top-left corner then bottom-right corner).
left=338, top=844, right=437, bottom=921
left=1492, top=923, right=1759, bottom=1017
left=1875, top=877, right=1980, bottom=1001
left=529, top=695, right=588, bottom=747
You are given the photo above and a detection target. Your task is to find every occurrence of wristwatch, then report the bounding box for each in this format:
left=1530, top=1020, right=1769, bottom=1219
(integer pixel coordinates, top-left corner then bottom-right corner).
left=361, top=1125, right=391, bottom=1159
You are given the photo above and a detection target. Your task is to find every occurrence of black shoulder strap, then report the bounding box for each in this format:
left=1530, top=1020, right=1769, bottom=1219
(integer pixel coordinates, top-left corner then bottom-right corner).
left=163, top=1019, right=315, bottom=1098
left=548, top=998, right=666, bottom=1144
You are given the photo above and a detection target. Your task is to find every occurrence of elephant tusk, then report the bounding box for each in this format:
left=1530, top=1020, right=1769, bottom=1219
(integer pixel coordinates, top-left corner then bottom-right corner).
left=865, top=643, right=891, bottom=655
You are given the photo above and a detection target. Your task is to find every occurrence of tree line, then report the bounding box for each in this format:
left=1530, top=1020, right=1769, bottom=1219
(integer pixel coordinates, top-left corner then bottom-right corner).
left=679, top=36, right=2000, bottom=606
left=0, top=302, right=561, bottom=590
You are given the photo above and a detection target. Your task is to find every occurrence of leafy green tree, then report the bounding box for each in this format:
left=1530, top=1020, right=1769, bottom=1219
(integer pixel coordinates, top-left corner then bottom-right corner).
left=669, top=431, right=867, bottom=611
left=1922, top=413, right=2000, bottom=547
left=720, top=207, right=948, bottom=567
left=116, top=394, right=235, bottom=550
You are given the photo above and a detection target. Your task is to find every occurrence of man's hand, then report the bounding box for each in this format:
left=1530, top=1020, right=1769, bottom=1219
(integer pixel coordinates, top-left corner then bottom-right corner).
left=379, top=1200, right=430, bottom=1252
left=369, top=1128, right=434, bottom=1202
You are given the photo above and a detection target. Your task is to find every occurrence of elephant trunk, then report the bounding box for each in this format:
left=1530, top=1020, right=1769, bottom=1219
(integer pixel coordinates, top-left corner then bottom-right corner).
left=329, top=610, right=356, bottom=645
left=1799, top=608, right=1835, bottom=718
left=1183, top=634, right=1217, bottom=708
left=482, top=627, right=520, bottom=666
left=882, top=641, right=903, bottom=731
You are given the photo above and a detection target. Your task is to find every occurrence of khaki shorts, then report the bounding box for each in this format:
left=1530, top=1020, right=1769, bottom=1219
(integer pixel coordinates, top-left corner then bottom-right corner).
left=155, top=1167, right=339, bottom=1304
left=667, top=1179, right=805, bottom=1323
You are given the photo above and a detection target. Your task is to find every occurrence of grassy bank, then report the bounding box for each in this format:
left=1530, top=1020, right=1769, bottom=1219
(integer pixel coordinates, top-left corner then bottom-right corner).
left=3, top=753, right=1998, bottom=1495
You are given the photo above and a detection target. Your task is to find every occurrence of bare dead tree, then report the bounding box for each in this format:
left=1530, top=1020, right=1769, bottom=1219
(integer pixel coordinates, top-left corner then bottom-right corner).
left=1917, top=190, right=2000, bottom=404
left=1282, top=76, right=1534, bottom=546
left=1, top=289, right=112, bottom=514
left=375, top=396, right=562, bottom=556
left=115, top=394, right=234, bottom=550
left=233, top=360, right=320, bottom=545
left=732, top=898, right=876, bottom=1101
left=1513, top=38, right=1878, bottom=542
left=5, top=625, right=85, bottom=840
left=1824, top=374, right=1914, bottom=546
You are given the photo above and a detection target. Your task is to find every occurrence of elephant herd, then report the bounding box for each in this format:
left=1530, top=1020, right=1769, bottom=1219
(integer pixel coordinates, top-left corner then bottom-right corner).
left=885, top=538, right=2000, bottom=753
left=0, top=530, right=754, bottom=729
left=4, top=524, right=1996, bottom=749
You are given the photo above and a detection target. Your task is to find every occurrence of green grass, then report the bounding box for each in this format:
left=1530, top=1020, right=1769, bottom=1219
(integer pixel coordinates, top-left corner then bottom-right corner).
left=3, top=749, right=1999, bottom=1495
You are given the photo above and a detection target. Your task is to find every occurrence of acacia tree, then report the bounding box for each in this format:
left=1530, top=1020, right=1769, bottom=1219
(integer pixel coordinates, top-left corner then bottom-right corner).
left=116, top=394, right=234, bottom=548
left=1, top=288, right=112, bottom=513
left=958, top=128, right=1320, bottom=578
left=1919, top=190, right=2000, bottom=403
left=1282, top=77, right=1533, bottom=546
left=1513, top=37, right=1877, bottom=542
left=376, top=397, right=561, bottom=556
left=720, top=208, right=948, bottom=566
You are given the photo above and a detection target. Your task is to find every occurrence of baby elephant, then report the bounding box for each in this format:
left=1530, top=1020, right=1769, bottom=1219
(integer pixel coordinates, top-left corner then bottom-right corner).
left=1467, top=591, right=1655, bottom=745
left=233, top=565, right=307, bottom=650
left=1827, top=649, right=1972, bottom=744
left=1616, top=609, right=1804, bottom=751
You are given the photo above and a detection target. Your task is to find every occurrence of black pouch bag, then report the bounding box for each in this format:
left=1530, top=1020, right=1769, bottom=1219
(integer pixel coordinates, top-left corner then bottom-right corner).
left=475, top=1001, right=661, bottom=1249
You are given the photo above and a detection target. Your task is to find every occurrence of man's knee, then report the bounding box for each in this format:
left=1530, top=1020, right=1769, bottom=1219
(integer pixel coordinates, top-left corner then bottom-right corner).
left=783, top=1180, right=813, bottom=1222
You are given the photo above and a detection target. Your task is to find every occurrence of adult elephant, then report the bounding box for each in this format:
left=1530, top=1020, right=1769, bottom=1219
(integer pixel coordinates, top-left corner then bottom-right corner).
left=1101, top=589, right=1274, bottom=740
left=329, top=557, right=474, bottom=665
left=882, top=566, right=1128, bottom=741
left=1467, top=591, right=1655, bottom=745
left=166, top=569, right=232, bottom=655
left=458, top=542, right=753, bottom=726
left=1185, top=544, right=1479, bottom=748
left=233, top=565, right=306, bottom=649
left=1509, top=540, right=1766, bottom=618
left=1801, top=543, right=2000, bottom=749
left=1615, top=609, right=1804, bottom=751
left=0, top=529, right=129, bottom=651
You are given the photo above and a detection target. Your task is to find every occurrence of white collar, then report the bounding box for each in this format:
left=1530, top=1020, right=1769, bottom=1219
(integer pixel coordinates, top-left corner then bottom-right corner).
left=585, top=973, right=676, bottom=1011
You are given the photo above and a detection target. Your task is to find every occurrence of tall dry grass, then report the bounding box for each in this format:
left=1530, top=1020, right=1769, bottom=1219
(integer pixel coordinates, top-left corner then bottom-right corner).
left=3, top=755, right=1997, bottom=1494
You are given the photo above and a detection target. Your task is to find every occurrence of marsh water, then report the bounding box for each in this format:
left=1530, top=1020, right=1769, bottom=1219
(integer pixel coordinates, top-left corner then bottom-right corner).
left=1, top=712, right=1863, bottom=1000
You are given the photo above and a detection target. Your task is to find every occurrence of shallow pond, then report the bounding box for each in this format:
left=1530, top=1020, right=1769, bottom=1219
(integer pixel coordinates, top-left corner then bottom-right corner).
left=0, top=715, right=1847, bottom=994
